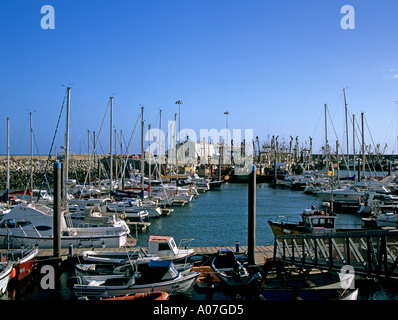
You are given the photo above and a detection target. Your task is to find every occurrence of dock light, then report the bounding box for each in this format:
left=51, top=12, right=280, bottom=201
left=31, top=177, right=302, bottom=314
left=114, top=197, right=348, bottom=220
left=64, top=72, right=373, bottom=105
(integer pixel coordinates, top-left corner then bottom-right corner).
left=175, top=100, right=183, bottom=143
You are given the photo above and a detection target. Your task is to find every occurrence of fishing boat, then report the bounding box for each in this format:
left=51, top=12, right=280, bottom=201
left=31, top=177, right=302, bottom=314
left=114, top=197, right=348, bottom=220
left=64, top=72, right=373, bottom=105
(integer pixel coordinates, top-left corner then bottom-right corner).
left=0, top=262, right=13, bottom=294
left=101, top=291, right=169, bottom=300
left=82, top=247, right=155, bottom=265
left=82, top=236, right=195, bottom=264
left=268, top=208, right=339, bottom=237
left=0, top=203, right=131, bottom=249
left=74, top=260, right=193, bottom=279
left=209, top=180, right=223, bottom=189
left=211, top=249, right=250, bottom=287
left=74, top=256, right=158, bottom=279
left=72, top=260, right=201, bottom=299
left=1, top=246, right=38, bottom=281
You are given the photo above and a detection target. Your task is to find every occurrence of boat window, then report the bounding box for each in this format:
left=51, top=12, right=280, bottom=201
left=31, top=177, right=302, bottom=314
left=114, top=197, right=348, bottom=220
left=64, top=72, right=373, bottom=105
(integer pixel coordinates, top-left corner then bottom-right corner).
left=158, top=243, right=171, bottom=251
left=326, top=218, right=334, bottom=228
left=170, top=239, right=176, bottom=249
left=0, top=219, right=32, bottom=228
left=311, top=218, right=319, bottom=226
left=35, top=225, right=52, bottom=231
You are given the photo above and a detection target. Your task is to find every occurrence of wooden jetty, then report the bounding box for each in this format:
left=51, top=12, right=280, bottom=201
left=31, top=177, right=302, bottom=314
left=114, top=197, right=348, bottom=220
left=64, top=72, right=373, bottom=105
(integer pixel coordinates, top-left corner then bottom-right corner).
left=13, top=245, right=274, bottom=266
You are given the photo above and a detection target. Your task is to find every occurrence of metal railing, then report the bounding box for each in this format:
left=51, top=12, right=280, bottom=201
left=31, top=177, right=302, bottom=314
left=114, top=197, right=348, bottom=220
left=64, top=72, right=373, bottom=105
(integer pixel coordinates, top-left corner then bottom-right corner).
left=273, top=228, right=398, bottom=279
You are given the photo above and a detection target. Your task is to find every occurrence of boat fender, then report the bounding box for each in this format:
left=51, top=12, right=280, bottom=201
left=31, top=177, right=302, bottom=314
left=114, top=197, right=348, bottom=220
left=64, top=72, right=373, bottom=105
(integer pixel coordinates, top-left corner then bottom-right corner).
left=9, top=268, right=16, bottom=279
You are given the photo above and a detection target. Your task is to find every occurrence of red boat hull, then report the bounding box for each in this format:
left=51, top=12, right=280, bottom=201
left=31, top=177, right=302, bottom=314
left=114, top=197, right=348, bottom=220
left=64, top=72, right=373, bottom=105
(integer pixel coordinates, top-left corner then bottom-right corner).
left=14, top=257, right=36, bottom=281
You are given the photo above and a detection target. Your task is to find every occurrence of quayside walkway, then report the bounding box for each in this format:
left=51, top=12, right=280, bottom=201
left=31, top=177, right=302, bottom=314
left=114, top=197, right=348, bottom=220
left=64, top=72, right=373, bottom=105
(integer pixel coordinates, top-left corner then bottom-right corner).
left=24, top=245, right=274, bottom=266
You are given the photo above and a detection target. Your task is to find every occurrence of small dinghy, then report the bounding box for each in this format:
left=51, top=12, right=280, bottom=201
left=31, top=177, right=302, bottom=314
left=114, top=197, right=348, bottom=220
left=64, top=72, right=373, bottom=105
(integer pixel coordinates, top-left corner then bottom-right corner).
left=211, top=249, right=250, bottom=287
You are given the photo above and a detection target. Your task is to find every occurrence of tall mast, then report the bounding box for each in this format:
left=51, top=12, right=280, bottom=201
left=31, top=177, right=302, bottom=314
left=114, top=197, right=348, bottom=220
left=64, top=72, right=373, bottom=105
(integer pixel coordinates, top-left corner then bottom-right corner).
left=140, top=105, right=145, bottom=191
left=148, top=124, right=152, bottom=185
left=343, top=88, right=350, bottom=175
left=30, top=112, right=33, bottom=190
left=353, top=114, right=356, bottom=179
left=324, top=104, right=329, bottom=175
left=159, top=109, right=162, bottom=177
left=110, top=97, right=113, bottom=193
left=65, top=86, right=71, bottom=205
left=120, top=129, right=123, bottom=183
left=87, top=130, right=90, bottom=185
left=115, top=128, right=117, bottom=182
left=361, top=112, right=365, bottom=180
left=6, top=118, right=10, bottom=205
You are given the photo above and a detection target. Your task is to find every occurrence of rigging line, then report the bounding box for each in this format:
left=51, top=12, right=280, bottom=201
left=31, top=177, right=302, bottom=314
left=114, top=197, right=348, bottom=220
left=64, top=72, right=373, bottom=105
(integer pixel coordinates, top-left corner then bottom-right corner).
left=32, top=131, right=51, bottom=198
left=311, top=108, right=324, bottom=152
left=326, top=106, right=349, bottom=170
left=365, top=116, right=386, bottom=176
left=352, top=115, right=377, bottom=176
left=96, top=139, right=110, bottom=179
left=120, top=114, right=141, bottom=180
left=92, top=99, right=110, bottom=155
left=79, top=99, right=110, bottom=186
left=38, top=88, right=68, bottom=195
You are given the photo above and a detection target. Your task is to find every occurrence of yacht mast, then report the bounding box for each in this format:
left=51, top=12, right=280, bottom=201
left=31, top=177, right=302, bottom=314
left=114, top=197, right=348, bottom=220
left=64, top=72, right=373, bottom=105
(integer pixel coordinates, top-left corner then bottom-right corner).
left=353, top=114, right=356, bottom=180
left=110, top=96, right=114, bottom=193
left=159, top=109, right=162, bottom=177
left=140, top=105, right=145, bottom=191
left=6, top=118, right=10, bottom=205
left=30, top=112, right=33, bottom=190
left=324, top=104, right=329, bottom=175
left=64, top=86, right=71, bottom=205
left=361, top=112, right=365, bottom=180
left=343, top=88, right=350, bottom=175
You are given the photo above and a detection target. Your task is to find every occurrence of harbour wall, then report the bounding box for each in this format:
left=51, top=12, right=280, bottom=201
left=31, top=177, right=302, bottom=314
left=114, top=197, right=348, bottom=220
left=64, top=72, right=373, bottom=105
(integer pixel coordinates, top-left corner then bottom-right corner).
left=0, top=156, right=101, bottom=189
left=0, top=154, right=397, bottom=189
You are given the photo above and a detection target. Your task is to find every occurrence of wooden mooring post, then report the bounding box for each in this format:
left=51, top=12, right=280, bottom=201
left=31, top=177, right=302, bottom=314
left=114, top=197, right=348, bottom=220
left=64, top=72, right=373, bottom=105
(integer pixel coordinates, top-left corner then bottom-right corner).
left=273, top=228, right=398, bottom=280
left=248, top=164, right=256, bottom=266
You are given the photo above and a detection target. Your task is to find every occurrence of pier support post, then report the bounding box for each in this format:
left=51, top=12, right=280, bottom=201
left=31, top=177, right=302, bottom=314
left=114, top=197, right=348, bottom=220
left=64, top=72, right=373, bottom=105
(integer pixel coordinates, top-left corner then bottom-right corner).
left=248, top=164, right=256, bottom=265
left=53, top=161, right=62, bottom=258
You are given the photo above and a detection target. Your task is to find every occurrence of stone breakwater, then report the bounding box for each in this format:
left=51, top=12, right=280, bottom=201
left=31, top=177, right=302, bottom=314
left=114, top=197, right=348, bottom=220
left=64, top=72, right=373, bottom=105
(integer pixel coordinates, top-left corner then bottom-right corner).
left=0, top=158, right=98, bottom=189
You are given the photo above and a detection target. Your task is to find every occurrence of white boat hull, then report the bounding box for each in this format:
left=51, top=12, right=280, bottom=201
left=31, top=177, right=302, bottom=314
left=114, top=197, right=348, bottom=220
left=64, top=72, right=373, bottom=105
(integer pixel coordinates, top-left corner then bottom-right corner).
left=0, top=263, right=13, bottom=294
left=73, top=271, right=200, bottom=299
left=0, top=233, right=128, bottom=249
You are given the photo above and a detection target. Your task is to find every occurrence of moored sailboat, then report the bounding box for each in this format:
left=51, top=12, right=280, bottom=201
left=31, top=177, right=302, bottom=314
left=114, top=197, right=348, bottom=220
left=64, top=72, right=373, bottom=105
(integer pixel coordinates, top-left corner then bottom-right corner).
left=0, top=203, right=131, bottom=249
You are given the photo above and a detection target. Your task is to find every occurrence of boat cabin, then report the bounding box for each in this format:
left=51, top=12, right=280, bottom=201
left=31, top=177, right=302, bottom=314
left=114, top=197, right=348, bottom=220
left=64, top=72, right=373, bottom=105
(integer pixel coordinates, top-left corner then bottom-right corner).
left=147, top=235, right=194, bottom=260
left=300, top=209, right=337, bottom=233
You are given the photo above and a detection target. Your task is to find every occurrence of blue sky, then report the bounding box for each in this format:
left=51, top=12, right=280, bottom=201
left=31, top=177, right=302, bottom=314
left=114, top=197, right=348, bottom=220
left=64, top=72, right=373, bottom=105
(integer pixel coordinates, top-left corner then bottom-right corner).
left=1, top=0, right=398, bottom=156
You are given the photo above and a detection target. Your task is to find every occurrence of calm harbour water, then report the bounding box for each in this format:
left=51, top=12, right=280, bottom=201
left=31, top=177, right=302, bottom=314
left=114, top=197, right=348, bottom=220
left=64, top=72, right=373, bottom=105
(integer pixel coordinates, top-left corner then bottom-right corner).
left=2, top=181, right=398, bottom=300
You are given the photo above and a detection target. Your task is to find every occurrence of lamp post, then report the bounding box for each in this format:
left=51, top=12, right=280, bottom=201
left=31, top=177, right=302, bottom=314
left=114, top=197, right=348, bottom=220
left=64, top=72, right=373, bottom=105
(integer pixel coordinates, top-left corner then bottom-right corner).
left=175, top=100, right=183, bottom=178
left=224, top=111, right=230, bottom=145
left=175, top=100, right=183, bottom=144
left=224, top=111, right=230, bottom=165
